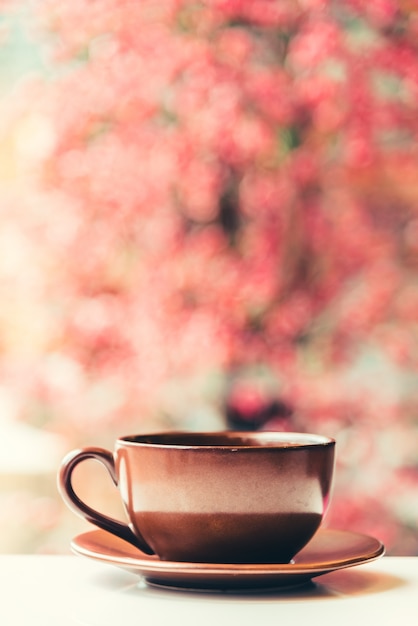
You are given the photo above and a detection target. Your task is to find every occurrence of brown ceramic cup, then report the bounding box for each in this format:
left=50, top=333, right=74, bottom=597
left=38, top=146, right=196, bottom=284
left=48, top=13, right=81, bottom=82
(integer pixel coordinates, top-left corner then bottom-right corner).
left=58, top=431, right=335, bottom=564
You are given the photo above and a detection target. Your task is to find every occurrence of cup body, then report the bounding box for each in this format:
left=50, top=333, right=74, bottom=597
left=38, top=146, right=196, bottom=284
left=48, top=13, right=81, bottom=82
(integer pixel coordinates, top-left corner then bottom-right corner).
left=60, top=431, right=335, bottom=563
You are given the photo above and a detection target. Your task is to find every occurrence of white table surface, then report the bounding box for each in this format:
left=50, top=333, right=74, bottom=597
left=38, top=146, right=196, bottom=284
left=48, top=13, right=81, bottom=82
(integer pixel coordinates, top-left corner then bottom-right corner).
left=0, top=555, right=417, bottom=626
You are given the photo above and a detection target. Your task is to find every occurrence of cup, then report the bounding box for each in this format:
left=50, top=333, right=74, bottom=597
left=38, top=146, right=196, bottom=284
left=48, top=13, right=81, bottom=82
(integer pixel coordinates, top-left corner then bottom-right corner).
left=58, top=431, right=335, bottom=564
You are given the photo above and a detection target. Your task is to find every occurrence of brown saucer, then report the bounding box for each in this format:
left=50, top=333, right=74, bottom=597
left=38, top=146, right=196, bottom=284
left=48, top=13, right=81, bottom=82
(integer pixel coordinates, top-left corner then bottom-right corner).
left=71, top=528, right=385, bottom=591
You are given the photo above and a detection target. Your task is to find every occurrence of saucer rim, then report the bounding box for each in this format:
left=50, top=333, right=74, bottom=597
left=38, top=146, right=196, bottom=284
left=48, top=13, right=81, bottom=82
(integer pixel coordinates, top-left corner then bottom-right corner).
left=71, top=527, right=385, bottom=575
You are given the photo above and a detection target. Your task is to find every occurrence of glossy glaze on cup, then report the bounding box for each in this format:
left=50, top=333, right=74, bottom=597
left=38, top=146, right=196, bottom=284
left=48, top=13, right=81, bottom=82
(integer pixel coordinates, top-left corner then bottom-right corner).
left=59, top=431, right=335, bottom=564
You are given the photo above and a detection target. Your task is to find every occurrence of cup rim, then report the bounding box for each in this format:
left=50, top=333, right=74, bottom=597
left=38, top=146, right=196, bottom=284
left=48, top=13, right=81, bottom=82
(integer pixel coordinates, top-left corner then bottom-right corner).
left=117, top=431, right=335, bottom=450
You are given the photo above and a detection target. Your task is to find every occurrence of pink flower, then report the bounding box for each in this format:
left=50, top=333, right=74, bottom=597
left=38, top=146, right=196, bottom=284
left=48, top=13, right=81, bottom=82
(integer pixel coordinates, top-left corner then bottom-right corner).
left=2, top=0, right=418, bottom=555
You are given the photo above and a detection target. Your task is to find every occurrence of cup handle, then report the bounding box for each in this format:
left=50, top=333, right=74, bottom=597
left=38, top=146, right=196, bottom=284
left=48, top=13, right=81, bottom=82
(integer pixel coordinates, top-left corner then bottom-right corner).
left=58, top=447, right=154, bottom=555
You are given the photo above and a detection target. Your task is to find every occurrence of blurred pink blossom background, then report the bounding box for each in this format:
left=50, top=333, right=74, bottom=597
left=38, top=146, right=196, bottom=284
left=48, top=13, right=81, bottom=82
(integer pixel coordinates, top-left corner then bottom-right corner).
left=0, top=1, right=418, bottom=554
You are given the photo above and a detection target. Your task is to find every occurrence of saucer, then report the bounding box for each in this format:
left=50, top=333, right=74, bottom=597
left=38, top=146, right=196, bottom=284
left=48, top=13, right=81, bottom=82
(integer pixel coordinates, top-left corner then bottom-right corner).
left=71, top=528, right=385, bottom=591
